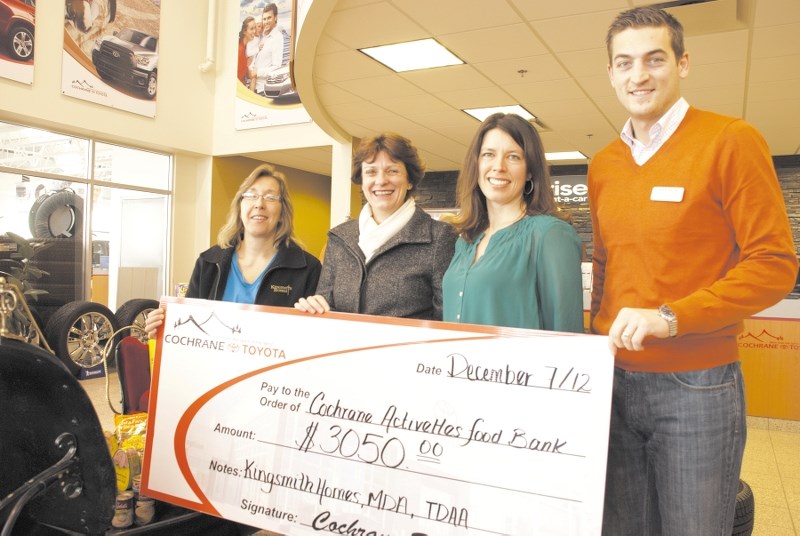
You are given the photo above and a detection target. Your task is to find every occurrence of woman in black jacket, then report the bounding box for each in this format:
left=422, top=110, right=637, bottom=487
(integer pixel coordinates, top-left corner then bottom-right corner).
left=145, top=163, right=320, bottom=335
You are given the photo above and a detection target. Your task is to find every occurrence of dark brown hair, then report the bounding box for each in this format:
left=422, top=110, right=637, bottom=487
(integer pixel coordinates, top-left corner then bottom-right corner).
left=351, top=133, right=425, bottom=193
left=452, top=113, right=563, bottom=242
left=606, top=6, right=685, bottom=62
left=263, top=3, right=278, bottom=18
left=239, top=16, right=255, bottom=42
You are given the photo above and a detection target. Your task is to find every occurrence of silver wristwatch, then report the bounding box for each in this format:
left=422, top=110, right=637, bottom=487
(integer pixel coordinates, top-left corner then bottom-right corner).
left=658, top=305, right=678, bottom=337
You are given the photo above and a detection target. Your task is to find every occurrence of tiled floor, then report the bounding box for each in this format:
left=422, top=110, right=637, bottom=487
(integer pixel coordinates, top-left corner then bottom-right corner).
left=81, top=373, right=799, bottom=535
left=742, top=417, right=800, bottom=535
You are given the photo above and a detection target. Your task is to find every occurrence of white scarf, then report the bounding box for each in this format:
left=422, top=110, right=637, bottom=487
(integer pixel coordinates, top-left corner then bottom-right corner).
left=358, top=198, right=416, bottom=262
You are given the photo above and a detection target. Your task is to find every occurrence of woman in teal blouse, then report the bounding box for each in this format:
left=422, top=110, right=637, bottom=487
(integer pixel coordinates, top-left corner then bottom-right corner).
left=442, top=113, right=584, bottom=332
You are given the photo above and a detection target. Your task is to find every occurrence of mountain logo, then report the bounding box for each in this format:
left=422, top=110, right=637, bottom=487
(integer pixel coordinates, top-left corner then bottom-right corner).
left=738, top=330, right=783, bottom=343
left=72, top=80, right=94, bottom=89
left=173, top=311, right=241, bottom=337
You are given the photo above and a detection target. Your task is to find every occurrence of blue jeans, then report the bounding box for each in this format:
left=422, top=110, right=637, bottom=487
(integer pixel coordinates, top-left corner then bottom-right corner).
left=602, top=363, right=746, bottom=535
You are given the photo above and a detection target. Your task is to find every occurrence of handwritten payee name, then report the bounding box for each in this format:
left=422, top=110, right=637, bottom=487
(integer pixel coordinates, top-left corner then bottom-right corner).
left=304, top=392, right=566, bottom=453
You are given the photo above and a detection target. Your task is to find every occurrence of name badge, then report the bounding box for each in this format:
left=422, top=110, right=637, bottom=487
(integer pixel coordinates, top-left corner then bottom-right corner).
left=650, top=186, right=684, bottom=202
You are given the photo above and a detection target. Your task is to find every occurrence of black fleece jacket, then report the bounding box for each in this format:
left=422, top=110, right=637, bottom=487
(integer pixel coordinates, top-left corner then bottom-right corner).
left=186, top=240, right=321, bottom=307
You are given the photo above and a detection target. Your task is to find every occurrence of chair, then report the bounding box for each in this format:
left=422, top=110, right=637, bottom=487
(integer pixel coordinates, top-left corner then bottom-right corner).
left=116, top=335, right=151, bottom=414
left=0, top=338, right=117, bottom=534
left=0, top=338, right=243, bottom=535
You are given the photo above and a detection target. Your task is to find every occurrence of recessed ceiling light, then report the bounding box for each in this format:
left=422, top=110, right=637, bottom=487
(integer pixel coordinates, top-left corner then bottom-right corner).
left=359, top=39, right=463, bottom=72
left=463, top=105, right=536, bottom=122
left=545, top=151, right=588, bottom=161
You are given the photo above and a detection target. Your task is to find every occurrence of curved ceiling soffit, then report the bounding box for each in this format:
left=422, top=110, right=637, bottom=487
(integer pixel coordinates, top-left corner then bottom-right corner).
left=294, top=1, right=351, bottom=144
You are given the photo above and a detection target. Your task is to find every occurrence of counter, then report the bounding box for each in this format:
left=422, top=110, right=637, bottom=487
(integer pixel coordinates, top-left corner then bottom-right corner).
left=739, top=296, right=800, bottom=420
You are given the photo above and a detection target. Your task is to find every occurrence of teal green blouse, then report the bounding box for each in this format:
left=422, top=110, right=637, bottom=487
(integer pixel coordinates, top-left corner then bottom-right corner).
left=442, top=215, right=584, bottom=332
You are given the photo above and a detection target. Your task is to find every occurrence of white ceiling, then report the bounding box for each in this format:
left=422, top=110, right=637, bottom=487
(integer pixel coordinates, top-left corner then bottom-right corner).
left=248, top=0, right=800, bottom=176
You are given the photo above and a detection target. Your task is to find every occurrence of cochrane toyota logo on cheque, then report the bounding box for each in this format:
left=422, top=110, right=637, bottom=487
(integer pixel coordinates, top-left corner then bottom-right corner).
left=162, top=311, right=288, bottom=359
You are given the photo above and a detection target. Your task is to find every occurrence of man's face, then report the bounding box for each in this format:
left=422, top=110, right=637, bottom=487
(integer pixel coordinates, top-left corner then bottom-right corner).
left=262, top=11, right=277, bottom=34
left=607, top=26, right=689, bottom=131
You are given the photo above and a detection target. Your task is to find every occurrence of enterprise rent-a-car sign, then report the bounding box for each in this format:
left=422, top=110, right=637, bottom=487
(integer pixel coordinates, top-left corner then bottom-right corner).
left=551, top=174, right=588, bottom=206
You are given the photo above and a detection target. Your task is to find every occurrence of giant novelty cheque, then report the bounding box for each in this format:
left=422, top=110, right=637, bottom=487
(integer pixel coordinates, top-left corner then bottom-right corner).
left=142, top=297, right=613, bottom=535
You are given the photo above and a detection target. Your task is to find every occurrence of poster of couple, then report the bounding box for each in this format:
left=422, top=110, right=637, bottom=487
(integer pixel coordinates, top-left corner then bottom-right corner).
left=235, top=0, right=311, bottom=130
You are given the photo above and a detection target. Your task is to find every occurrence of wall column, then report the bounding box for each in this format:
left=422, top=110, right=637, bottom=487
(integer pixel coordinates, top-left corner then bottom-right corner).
left=330, top=140, right=354, bottom=227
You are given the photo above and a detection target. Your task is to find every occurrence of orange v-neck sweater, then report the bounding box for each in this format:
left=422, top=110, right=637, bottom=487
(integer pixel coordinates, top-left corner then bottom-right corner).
left=589, top=107, right=797, bottom=372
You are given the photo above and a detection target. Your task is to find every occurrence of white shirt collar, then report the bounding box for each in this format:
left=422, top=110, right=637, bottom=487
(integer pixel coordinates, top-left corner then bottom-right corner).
left=620, top=98, right=689, bottom=165
left=620, top=97, right=689, bottom=148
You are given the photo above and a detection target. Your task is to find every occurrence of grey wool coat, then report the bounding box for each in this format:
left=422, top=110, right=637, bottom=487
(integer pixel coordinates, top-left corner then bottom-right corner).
left=315, top=206, right=457, bottom=320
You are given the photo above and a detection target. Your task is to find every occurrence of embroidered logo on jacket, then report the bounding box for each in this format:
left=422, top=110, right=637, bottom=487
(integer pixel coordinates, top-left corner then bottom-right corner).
left=270, top=284, right=292, bottom=295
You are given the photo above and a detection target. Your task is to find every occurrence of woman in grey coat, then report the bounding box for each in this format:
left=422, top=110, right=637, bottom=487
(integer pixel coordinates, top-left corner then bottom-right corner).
left=295, top=133, right=456, bottom=320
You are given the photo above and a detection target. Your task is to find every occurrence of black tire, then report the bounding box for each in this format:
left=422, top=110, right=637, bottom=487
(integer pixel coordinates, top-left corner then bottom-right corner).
left=732, top=479, right=754, bottom=536
left=145, top=71, right=157, bottom=99
left=30, top=190, right=84, bottom=239
left=45, top=301, right=119, bottom=376
left=115, top=298, right=158, bottom=343
left=8, top=24, right=34, bottom=62
left=27, top=193, right=49, bottom=236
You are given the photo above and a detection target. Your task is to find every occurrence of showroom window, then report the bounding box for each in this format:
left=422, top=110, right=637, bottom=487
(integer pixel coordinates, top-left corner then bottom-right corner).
left=0, top=120, right=172, bottom=325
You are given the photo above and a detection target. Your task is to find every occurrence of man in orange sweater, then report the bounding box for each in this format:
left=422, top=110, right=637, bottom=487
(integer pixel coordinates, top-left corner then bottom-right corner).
left=589, top=6, right=798, bottom=535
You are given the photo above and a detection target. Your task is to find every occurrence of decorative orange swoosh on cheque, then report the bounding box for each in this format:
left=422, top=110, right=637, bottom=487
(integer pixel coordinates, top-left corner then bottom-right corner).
left=172, top=335, right=497, bottom=514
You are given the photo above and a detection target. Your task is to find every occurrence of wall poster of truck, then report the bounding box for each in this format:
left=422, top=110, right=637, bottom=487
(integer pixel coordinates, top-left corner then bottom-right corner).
left=62, top=0, right=160, bottom=117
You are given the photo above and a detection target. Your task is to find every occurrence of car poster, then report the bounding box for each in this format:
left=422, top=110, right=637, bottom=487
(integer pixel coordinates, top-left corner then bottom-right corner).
left=235, top=0, right=312, bottom=130
left=0, top=0, right=35, bottom=84
left=61, top=0, right=160, bottom=118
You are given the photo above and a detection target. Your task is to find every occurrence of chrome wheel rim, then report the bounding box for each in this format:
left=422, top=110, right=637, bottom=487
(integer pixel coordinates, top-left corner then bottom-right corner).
left=66, top=312, right=114, bottom=368
left=13, top=31, right=33, bottom=59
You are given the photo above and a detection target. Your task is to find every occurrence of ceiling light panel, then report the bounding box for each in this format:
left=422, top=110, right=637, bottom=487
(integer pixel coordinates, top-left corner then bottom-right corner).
left=463, top=105, right=536, bottom=122
left=545, top=151, right=588, bottom=161
left=360, top=39, right=464, bottom=72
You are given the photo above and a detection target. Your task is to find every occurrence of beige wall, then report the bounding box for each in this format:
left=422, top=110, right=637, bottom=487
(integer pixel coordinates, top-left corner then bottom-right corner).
left=0, top=0, right=350, bottom=294
left=0, top=2, right=213, bottom=154
left=170, top=154, right=212, bottom=290
left=0, top=1, right=336, bottom=157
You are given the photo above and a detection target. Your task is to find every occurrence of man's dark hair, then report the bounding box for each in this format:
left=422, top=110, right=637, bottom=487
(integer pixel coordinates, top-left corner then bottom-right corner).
left=263, top=3, right=278, bottom=18
left=606, top=6, right=685, bottom=62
